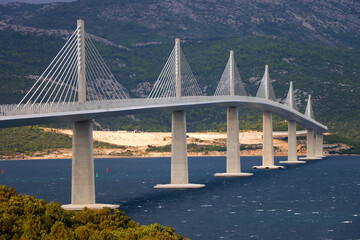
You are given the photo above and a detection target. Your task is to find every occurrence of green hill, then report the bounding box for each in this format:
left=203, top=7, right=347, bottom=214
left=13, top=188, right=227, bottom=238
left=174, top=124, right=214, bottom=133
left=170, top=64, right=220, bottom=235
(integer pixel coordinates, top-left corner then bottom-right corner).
left=0, top=126, right=122, bottom=157
left=0, top=0, right=359, bottom=153
left=1, top=29, right=359, bottom=151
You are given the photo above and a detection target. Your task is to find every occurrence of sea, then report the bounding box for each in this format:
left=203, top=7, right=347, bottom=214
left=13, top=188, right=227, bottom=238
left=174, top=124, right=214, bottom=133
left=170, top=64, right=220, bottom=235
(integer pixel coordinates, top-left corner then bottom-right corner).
left=0, top=156, right=359, bottom=240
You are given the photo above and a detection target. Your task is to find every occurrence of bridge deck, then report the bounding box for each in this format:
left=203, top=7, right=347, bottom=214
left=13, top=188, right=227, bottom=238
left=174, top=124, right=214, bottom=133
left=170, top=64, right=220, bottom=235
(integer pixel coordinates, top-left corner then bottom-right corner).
left=0, top=96, right=327, bottom=132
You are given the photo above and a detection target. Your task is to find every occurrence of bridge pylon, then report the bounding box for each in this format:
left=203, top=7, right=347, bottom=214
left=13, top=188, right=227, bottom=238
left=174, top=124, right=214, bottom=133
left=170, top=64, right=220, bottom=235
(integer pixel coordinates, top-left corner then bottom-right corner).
left=214, top=50, right=252, bottom=177
left=154, top=38, right=205, bottom=189
left=300, top=95, right=323, bottom=160
left=62, top=20, right=119, bottom=210
left=279, top=82, right=306, bottom=165
left=253, top=65, right=284, bottom=170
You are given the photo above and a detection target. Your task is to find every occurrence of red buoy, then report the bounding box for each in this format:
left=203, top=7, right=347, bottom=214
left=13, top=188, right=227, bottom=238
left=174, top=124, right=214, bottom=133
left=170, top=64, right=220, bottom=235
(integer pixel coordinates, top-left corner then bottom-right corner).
left=1, top=169, right=4, bottom=174
left=106, top=167, right=109, bottom=172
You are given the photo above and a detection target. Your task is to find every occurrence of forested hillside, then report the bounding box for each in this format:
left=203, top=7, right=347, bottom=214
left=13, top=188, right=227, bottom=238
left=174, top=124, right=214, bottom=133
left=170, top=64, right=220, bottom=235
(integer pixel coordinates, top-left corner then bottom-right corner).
left=0, top=126, right=121, bottom=157
left=0, top=0, right=359, bottom=152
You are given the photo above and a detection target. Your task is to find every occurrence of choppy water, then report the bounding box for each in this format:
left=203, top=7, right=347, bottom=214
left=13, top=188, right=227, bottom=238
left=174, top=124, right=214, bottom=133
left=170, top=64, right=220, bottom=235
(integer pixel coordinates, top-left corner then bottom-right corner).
left=0, top=156, right=359, bottom=239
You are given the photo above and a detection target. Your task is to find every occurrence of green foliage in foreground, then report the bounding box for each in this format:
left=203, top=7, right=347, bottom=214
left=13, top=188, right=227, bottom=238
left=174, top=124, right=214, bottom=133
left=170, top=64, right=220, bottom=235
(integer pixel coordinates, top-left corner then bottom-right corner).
left=0, top=185, right=187, bottom=240
left=0, top=126, right=123, bottom=157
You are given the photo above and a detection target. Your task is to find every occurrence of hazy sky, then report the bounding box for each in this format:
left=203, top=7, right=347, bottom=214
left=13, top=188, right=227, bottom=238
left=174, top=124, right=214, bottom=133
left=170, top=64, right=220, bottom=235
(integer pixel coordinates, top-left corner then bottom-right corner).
left=0, top=0, right=74, bottom=3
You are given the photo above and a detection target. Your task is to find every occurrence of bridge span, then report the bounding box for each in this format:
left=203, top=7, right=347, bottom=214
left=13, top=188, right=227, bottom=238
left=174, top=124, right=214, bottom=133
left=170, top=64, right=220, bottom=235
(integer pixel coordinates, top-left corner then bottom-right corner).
left=0, top=20, right=328, bottom=210
left=0, top=96, right=327, bottom=132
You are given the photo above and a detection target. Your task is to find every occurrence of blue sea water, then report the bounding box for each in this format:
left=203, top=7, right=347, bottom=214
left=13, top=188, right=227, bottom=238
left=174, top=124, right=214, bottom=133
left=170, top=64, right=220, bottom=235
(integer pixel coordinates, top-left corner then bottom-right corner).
left=0, top=156, right=359, bottom=239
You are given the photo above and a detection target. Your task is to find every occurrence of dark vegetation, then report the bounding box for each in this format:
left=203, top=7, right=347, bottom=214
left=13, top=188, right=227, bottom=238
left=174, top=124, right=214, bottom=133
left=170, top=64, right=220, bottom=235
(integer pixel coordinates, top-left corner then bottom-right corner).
left=146, top=143, right=262, bottom=153
left=0, top=185, right=187, bottom=240
left=0, top=126, right=122, bottom=157
left=324, top=134, right=358, bottom=154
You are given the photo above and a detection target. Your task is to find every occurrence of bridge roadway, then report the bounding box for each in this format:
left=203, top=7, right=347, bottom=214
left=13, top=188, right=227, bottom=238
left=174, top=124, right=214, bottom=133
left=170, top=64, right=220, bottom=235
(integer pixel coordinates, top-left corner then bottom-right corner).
left=0, top=95, right=327, bottom=132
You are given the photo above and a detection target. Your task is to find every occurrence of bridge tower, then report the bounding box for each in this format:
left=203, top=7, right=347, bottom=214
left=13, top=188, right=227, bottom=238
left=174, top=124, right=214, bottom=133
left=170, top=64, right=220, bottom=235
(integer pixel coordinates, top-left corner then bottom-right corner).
left=300, top=95, right=323, bottom=160
left=253, top=65, right=284, bottom=169
left=279, top=82, right=306, bottom=164
left=155, top=38, right=205, bottom=189
left=214, top=51, right=252, bottom=177
left=62, top=20, right=119, bottom=210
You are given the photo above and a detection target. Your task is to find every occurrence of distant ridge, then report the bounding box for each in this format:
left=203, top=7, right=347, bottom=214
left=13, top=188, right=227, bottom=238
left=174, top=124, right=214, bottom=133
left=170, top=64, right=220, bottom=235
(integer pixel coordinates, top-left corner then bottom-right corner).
left=0, top=0, right=359, bottom=47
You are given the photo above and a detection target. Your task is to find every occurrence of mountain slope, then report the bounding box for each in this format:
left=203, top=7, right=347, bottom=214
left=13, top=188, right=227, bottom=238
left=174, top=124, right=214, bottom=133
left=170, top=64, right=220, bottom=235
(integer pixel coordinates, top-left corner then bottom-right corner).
left=0, top=0, right=359, bottom=47
left=0, top=28, right=359, bottom=148
left=0, top=0, right=359, bottom=151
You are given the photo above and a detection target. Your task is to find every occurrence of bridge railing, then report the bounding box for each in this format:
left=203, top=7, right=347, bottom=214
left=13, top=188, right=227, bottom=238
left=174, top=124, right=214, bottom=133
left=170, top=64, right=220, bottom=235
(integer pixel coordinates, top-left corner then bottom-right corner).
left=0, top=102, right=81, bottom=117
left=0, top=97, right=206, bottom=117
left=0, top=99, right=134, bottom=117
left=0, top=96, right=277, bottom=117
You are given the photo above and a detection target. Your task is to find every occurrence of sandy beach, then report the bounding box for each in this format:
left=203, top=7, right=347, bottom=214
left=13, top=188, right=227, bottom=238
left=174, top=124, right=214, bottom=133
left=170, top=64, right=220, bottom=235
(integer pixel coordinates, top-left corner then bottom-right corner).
left=51, top=129, right=265, bottom=147
left=5, top=128, right=349, bottom=160
left=5, top=128, right=340, bottom=160
left=7, top=128, right=301, bottom=160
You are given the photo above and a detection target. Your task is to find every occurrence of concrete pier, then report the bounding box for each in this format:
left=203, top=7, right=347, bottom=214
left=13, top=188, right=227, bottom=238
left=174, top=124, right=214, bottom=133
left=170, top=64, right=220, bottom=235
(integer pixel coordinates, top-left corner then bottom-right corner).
left=215, top=50, right=252, bottom=177
left=253, top=111, right=284, bottom=169
left=62, top=120, right=119, bottom=210
left=71, top=120, right=95, bottom=205
left=279, top=120, right=306, bottom=164
left=214, top=106, right=253, bottom=177
left=315, top=133, right=325, bottom=158
left=279, top=82, right=305, bottom=164
left=154, top=38, right=204, bottom=189
left=155, top=111, right=205, bottom=189
left=62, top=20, right=119, bottom=210
left=299, top=95, right=321, bottom=160
left=170, top=110, right=188, bottom=184
left=300, top=129, right=322, bottom=160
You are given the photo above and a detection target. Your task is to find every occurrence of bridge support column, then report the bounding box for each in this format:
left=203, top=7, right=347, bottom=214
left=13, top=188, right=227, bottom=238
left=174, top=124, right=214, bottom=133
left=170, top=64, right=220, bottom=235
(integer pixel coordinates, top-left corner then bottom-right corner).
left=315, top=133, right=325, bottom=158
left=279, top=120, right=306, bottom=164
left=154, top=111, right=205, bottom=189
left=253, top=111, right=283, bottom=169
left=300, top=129, right=322, bottom=160
left=62, top=120, right=119, bottom=210
left=215, top=107, right=253, bottom=177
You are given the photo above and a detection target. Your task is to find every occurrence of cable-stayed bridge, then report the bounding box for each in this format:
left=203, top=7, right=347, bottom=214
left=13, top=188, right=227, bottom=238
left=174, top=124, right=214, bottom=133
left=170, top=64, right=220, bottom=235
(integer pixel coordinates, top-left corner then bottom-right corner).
left=0, top=20, right=327, bottom=210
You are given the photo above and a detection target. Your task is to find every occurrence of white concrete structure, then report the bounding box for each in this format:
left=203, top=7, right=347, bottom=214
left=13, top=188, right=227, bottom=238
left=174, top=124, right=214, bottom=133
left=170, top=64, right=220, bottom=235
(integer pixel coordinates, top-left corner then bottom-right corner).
left=155, top=39, right=205, bottom=189
left=300, top=95, right=322, bottom=160
left=253, top=66, right=284, bottom=170
left=71, top=120, right=95, bottom=204
left=315, top=133, right=325, bottom=158
left=299, top=129, right=321, bottom=160
left=279, top=120, right=305, bottom=164
left=279, top=82, right=305, bottom=164
left=77, top=19, right=86, bottom=104
left=215, top=51, right=252, bottom=177
left=63, top=20, right=120, bottom=210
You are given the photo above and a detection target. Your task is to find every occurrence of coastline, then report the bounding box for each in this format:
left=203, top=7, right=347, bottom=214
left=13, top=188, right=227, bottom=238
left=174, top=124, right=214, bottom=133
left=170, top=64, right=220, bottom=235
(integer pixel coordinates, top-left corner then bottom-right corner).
left=0, top=129, right=350, bottom=160
left=0, top=149, right=303, bottom=161
left=3, top=152, right=359, bottom=161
